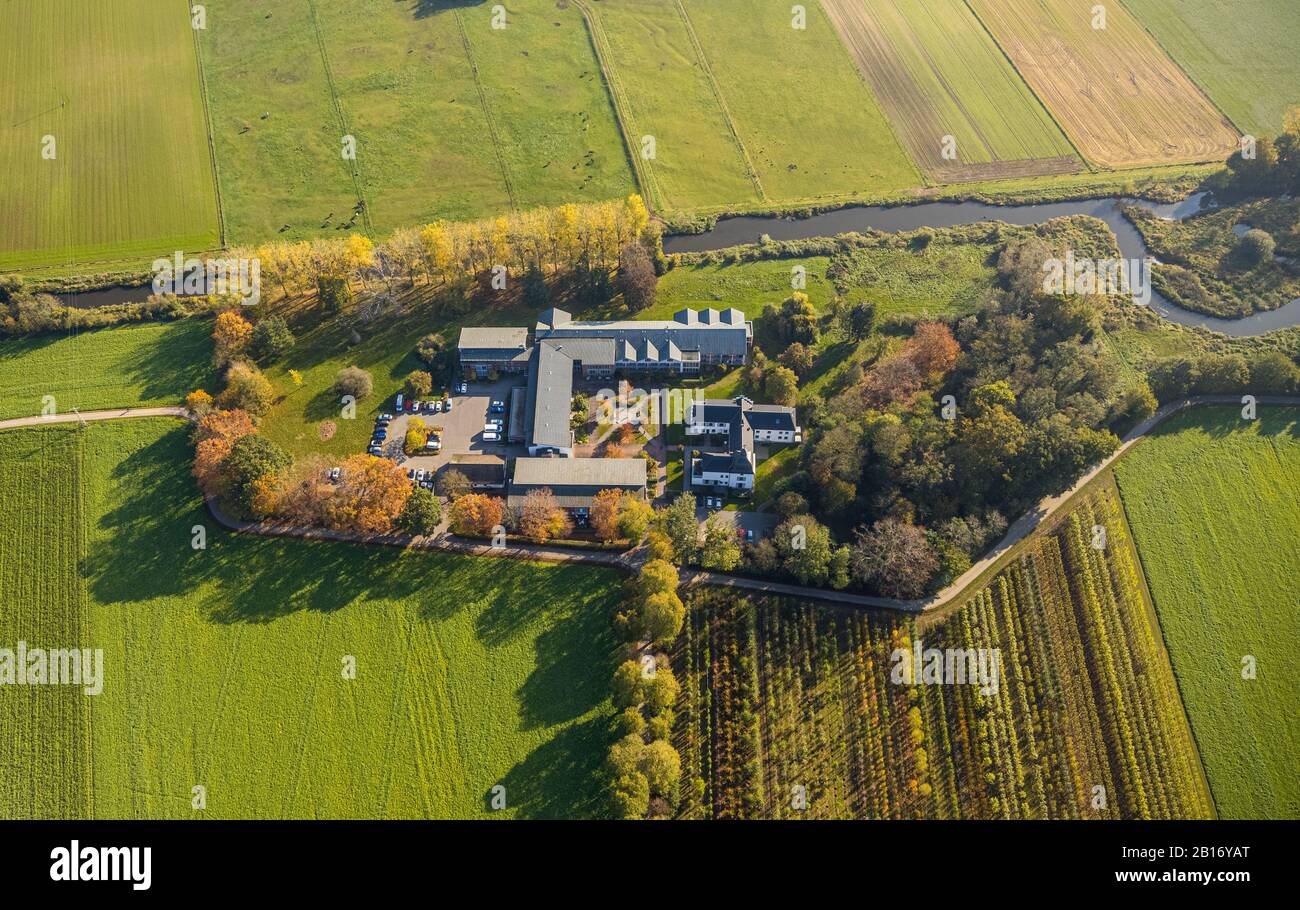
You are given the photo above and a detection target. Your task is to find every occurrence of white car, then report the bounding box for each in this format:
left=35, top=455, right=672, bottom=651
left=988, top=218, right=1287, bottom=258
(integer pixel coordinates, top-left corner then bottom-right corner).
left=444, top=398, right=453, bottom=411
left=482, top=430, right=500, bottom=443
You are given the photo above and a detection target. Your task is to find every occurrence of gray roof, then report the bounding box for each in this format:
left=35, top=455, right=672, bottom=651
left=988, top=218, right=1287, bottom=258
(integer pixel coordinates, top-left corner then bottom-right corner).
left=536, top=308, right=751, bottom=359
left=747, top=404, right=799, bottom=433
left=509, top=457, right=647, bottom=509
left=458, top=326, right=529, bottom=358
left=542, top=337, right=615, bottom=368
left=447, top=454, right=506, bottom=485
left=526, top=342, right=574, bottom=450
left=694, top=450, right=754, bottom=476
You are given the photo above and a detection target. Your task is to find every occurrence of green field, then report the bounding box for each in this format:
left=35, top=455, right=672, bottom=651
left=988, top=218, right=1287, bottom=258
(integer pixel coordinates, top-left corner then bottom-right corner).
left=0, top=320, right=214, bottom=421
left=0, top=419, right=621, bottom=818
left=0, top=0, right=220, bottom=270
left=199, top=0, right=633, bottom=243
left=1115, top=406, right=1300, bottom=819
left=1123, top=0, right=1300, bottom=137
left=587, top=0, right=917, bottom=212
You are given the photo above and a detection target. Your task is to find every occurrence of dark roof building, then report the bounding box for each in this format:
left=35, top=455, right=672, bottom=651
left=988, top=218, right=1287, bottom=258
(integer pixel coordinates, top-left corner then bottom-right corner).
left=535, top=307, right=749, bottom=366
left=457, top=327, right=531, bottom=373
left=447, top=454, right=507, bottom=489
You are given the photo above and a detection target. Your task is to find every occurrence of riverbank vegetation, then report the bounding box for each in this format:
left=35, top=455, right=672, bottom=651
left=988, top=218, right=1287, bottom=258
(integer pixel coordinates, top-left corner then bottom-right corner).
left=672, top=486, right=1213, bottom=819
left=1115, top=405, right=1300, bottom=818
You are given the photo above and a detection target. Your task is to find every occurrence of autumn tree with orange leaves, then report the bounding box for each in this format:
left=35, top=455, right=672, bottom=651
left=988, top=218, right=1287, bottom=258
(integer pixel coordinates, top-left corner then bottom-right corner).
left=449, top=494, right=505, bottom=537
left=212, top=311, right=253, bottom=367
left=322, top=454, right=411, bottom=533
left=192, top=409, right=256, bottom=497
left=518, top=488, right=573, bottom=542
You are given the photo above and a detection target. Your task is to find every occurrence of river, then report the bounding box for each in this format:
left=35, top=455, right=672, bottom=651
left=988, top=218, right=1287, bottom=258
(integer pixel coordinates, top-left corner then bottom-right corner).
left=662, top=194, right=1300, bottom=337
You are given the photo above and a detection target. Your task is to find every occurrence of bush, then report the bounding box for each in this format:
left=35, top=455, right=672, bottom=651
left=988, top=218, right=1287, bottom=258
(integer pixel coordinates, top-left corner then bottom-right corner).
left=395, top=486, right=441, bottom=535
left=250, top=315, right=295, bottom=361
left=221, top=434, right=291, bottom=515
left=334, top=366, right=373, bottom=400
left=218, top=361, right=275, bottom=416
left=1237, top=229, right=1276, bottom=267
left=405, top=370, right=433, bottom=397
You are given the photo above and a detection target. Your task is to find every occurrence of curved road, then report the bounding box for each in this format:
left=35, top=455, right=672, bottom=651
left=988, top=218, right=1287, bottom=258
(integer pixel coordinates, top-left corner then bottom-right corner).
left=2, top=396, right=1296, bottom=614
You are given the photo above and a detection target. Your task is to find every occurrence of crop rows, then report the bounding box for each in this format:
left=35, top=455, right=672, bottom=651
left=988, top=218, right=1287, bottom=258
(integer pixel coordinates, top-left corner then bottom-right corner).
left=674, top=487, right=1214, bottom=819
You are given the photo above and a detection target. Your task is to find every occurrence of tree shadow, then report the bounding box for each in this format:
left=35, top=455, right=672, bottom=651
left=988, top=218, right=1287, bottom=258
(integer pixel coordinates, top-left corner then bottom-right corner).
left=498, top=714, right=615, bottom=819
left=404, top=0, right=485, bottom=21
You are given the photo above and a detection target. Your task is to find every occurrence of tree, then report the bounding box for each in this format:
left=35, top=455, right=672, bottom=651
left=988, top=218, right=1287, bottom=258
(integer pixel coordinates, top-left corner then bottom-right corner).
left=317, top=274, right=353, bottom=313
left=611, top=660, right=645, bottom=710
left=396, top=486, right=442, bottom=535
left=610, top=773, right=650, bottom=820
left=617, top=242, right=656, bottom=311
left=438, top=469, right=471, bottom=501
left=700, top=514, right=741, bottom=571
left=218, top=361, right=275, bottom=416
left=518, top=488, right=572, bottom=542
left=779, top=342, right=815, bottom=377
left=324, top=454, right=412, bottom=533
left=638, top=740, right=681, bottom=798
left=850, top=518, right=939, bottom=599
left=764, top=365, right=799, bottom=407
left=643, top=530, right=674, bottom=562
left=192, top=409, right=256, bottom=497
left=773, top=514, right=836, bottom=586
left=185, top=389, right=213, bottom=419
left=643, top=665, right=680, bottom=715
left=842, top=299, right=877, bottom=341
left=405, top=370, right=433, bottom=398
left=1238, top=228, right=1276, bottom=266
left=221, top=434, right=292, bottom=515
left=403, top=417, right=429, bottom=455
left=1250, top=351, right=1300, bottom=394
left=449, top=493, right=505, bottom=537
left=658, top=493, right=700, bottom=564
left=618, top=496, right=655, bottom=544
left=775, top=292, right=818, bottom=345
left=635, top=560, right=680, bottom=600
left=212, top=311, right=253, bottom=366
left=907, top=322, right=960, bottom=378
left=775, top=491, right=808, bottom=520
left=334, top=366, right=373, bottom=400
left=590, top=488, right=625, bottom=541
left=250, top=315, right=295, bottom=362
left=640, top=589, right=685, bottom=645
left=521, top=262, right=550, bottom=309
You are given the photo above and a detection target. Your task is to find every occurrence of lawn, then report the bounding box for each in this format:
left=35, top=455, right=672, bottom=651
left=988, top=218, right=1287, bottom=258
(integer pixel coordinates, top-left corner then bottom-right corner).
left=0, top=320, right=214, bottom=421
left=820, top=0, right=1078, bottom=182
left=1114, top=406, right=1300, bottom=819
left=968, top=0, right=1239, bottom=169
left=0, top=419, right=622, bottom=818
left=1121, top=0, right=1300, bottom=137
left=0, top=0, right=220, bottom=271
left=199, top=0, right=633, bottom=243
left=645, top=256, right=835, bottom=323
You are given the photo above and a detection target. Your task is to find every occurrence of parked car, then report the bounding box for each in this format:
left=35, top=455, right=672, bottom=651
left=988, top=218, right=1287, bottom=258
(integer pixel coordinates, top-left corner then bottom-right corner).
left=373, top=428, right=387, bottom=440
left=395, top=393, right=404, bottom=413
left=444, top=398, right=453, bottom=411
left=482, top=430, right=500, bottom=442
left=329, top=467, right=342, bottom=482
left=379, top=413, right=394, bottom=422
left=406, top=399, right=418, bottom=413
left=487, top=418, right=504, bottom=431
left=745, top=529, right=755, bottom=544
left=424, top=439, right=441, bottom=453
left=490, top=400, right=505, bottom=414
left=415, top=469, right=425, bottom=483
left=367, top=445, right=382, bottom=456
left=406, top=469, right=416, bottom=480
left=457, top=381, right=468, bottom=394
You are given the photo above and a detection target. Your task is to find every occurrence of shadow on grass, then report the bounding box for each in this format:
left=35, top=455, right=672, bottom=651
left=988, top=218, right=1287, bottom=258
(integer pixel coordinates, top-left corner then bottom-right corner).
left=497, top=714, right=616, bottom=819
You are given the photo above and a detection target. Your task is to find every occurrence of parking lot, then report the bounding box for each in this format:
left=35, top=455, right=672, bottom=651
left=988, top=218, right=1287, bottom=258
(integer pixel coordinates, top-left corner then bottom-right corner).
left=367, top=376, right=527, bottom=484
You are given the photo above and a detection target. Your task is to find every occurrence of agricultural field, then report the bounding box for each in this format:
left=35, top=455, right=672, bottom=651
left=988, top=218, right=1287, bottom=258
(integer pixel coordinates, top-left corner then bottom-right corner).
left=1115, top=406, right=1300, bottom=819
left=1122, top=0, right=1300, bottom=137
left=0, top=0, right=220, bottom=271
left=967, top=0, right=1239, bottom=169
left=0, top=419, right=622, bottom=818
left=820, top=0, right=1079, bottom=182
left=199, top=0, right=633, bottom=242
left=0, top=320, right=214, bottom=421
left=586, top=0, right=917, bottom=212
left=674, top=487, right=1213, bottom=819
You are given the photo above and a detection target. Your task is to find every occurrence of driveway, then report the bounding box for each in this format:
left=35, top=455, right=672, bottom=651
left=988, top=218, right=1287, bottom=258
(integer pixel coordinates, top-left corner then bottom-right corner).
left=377, top=376, right=527, bottom=477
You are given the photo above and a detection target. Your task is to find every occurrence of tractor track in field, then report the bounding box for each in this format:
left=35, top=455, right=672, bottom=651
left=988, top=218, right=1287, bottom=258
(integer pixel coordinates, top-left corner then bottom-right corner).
left=453, top=9, right=519, bottom=212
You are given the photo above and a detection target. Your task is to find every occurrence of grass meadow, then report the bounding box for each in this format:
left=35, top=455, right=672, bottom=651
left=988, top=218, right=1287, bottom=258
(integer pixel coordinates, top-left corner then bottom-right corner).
left=0, top=0, right=220, bottom=271
left=820, top=0, right=1078, bottom=182
left=968, top=0, right=1239, bottom=169
left=199, top=0, right=633, bottom=243
left=0, top=419, right=622, bottom=818
left=1122, top=0, right=1300, bottom=136
left=0, top=320, right=214, bottom=421
left=1115, top=406, right=1300, bottom=819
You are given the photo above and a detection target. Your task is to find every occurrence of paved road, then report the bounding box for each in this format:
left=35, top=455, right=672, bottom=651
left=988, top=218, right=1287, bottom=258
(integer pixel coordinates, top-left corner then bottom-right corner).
left=3, top=396, right=1295, bottom=614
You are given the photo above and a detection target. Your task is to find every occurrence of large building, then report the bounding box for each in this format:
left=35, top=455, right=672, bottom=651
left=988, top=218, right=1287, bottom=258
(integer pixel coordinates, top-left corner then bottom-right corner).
left=460, top=308, right=755, bottom=456
left=687, top=396, right=801, bottom=491
left=507, top=457, right=647, bottom=517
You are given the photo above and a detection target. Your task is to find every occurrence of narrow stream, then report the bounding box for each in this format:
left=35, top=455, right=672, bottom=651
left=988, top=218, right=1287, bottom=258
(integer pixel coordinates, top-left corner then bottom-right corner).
left=663, top=193, right=1300, bottom=337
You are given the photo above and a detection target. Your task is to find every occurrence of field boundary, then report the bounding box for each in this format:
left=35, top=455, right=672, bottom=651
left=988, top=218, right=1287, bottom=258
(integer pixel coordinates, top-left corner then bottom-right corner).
left=960, top=0, right=1092, bottom=173
left=572, top=0, right=653, bottom=208
left=670, top=0, right=767, bottom=203
left=188, top=0, right=227, bottom=248
left=453, top=9, right=518, bottom=212
left=305, top=0, right=374, bottom=235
